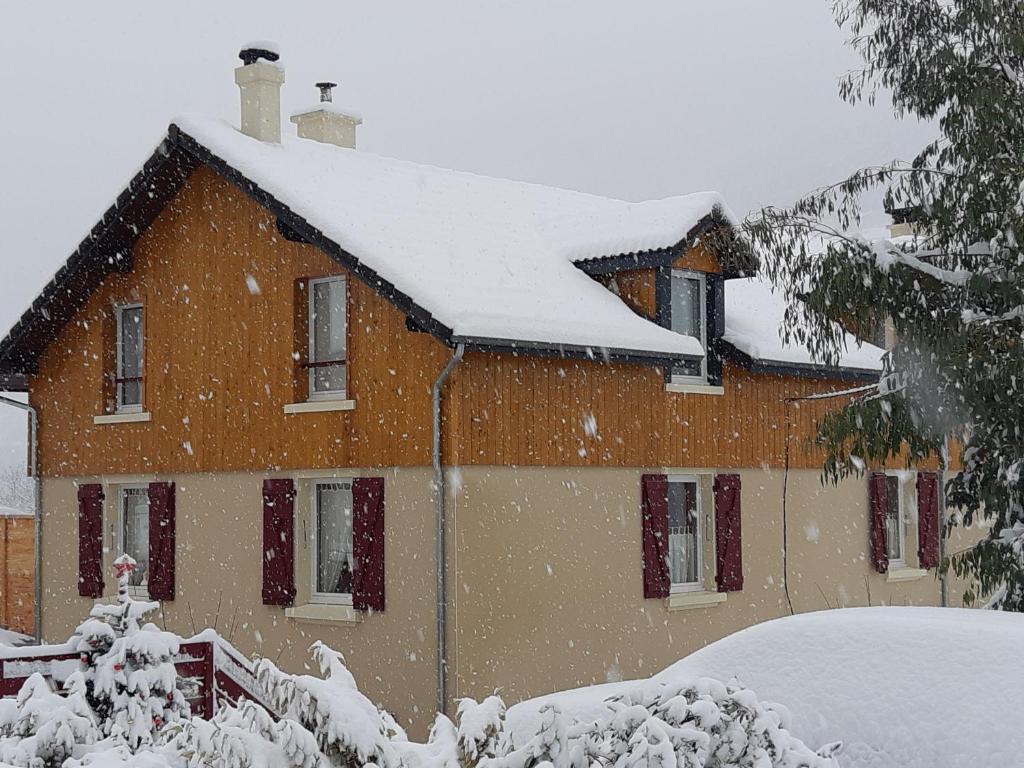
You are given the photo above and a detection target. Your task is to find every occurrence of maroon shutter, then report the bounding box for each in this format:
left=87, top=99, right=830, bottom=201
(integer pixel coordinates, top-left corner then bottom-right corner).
left=77, top=484, right=105, bottom=598
left=641, top=474, right=671, bottom=599
left=869, top=472, right=889, bottom=574
left=917, top=472, right=941, bottom=569
left=352, top=477, right=385, bottom=612
left=147, top=482, right=176, bottom=600
left=262, top=479, right=296, bottom=605
left=714, top=474, right=743, bottom=592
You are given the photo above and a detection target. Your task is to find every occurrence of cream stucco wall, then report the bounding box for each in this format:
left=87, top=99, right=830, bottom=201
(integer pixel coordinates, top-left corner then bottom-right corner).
left=445, top=466, right=965, bottom=708
left=41, top=465, right=973, bottom=735
left=40, top=470, right=438, bottom=735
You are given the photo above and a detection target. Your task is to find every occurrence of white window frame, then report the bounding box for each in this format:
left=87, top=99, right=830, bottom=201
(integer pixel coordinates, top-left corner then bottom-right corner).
left=307, top=276, right=348, bottom=401
left=667, top=474, right=704, bottom=594
left=669, top=270, right=707, bottom=386
left=310, top=478, right=354, bottom=606
left=118, top=484, right=150, bottom=598
left=115, top=302, right=144, bottom=413
left=884, top=472, right=906, bottom=568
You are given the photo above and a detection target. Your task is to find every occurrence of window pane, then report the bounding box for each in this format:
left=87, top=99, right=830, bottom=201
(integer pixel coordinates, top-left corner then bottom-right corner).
left=122, top=488, right=149, bottom=587
left=118, top=306, right=143, bottom=407
left=671, top=275, right=704, bottom=378
left=311, top=280, right=347, bottom=394
left=313, top=363, right=347, bottom=394
left=885, top=476, right=902, bottom=560
left=668, top=481, right=700, bottom=585
left=316, top=483, right=353, bottom=595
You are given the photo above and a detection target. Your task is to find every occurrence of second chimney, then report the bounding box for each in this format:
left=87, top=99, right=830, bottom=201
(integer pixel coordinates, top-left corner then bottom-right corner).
left=235, top=42, right=285, bottom=143
left=290, top=82, right=362, bottom=149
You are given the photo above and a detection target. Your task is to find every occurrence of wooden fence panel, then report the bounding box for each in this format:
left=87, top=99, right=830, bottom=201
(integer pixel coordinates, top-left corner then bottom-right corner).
left=0, top=516, right=33, bottom=636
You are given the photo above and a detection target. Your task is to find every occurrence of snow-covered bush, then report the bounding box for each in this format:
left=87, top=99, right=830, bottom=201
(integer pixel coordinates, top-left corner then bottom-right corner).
left=0, top=673, right=99, bottom=768
left=495, top=680, right=840, bottom=768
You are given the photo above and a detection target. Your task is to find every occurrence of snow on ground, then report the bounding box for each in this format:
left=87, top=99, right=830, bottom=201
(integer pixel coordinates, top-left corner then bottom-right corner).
left=508, top=607, right=1021, bottom=768
left=0, top=627, right=33, bottom=647
left=724, top=277, right=884, bottom=372
left=174, top=114, right=729, bottom=358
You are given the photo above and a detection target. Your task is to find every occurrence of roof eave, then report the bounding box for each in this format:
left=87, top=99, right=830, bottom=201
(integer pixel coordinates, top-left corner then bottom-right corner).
left=721, top=341, right=881, bottom=383
left=453, top=335, right=699, bottom=367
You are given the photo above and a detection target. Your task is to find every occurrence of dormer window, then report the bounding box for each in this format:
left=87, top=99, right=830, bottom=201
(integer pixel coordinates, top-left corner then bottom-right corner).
left=670, top=270, right=707, bottom=383
left=115, top=303, right=144, bottom=412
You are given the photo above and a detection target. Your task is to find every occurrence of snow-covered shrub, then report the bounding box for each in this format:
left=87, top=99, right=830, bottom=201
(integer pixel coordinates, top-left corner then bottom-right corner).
left=0, top=673, right=99, bottom=768
left=255, top=642, right=401, bottom=768
left=498, top=680, right=841, bottom=768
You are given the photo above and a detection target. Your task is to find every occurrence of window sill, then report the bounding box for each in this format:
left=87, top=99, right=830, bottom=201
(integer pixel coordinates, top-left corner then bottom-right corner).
left=284, top=603, right=362, bottom=625
left=665, top=383, right=725, bottom=396
left=93, top=412, right=152, bottom=425
left=886, top=567, right=929, bottom=583
left=282, top=399, right=356, bottom=415
left=666, top=590, right=728, bottom=611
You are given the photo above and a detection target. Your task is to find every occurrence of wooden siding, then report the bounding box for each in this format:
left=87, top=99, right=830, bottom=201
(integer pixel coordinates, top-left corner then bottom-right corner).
left=445, top=357, right=858, bottom=469
left=31, top=164, right=871, bottom=476
left=0, top=516, right=33, bottom=635
left=32, top=167, right=450, bottom=476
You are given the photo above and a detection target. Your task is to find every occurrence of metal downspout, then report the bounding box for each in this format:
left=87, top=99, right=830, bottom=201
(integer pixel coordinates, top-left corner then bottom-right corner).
left=432, top=343, right=464, bottom=716
left=0, top=395, right=41, bottom=641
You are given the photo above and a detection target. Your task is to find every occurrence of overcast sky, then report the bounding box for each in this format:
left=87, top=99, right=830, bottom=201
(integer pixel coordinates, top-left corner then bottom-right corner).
left=0, top=0, right=935, bottom=470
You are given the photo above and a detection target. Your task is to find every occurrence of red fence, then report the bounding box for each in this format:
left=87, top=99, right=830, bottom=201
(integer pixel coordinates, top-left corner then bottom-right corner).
left=0, top=636, right=274, bottom=719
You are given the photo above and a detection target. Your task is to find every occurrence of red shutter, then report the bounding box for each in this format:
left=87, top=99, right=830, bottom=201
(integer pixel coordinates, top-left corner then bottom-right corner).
left=77, top=484, right=105, bottom=598
left=714, top=474, right=743, bottom=592
left=869, top=472, right=889, bottom=574
left=147, top=482, right=176, bottom=600
left=917, top=472, right=941, bottom=569
left=641, top=474, right=671, bottom=599
left=352, top=477, right=385, bottom=612
left=262, top=479, right=296, bottom=606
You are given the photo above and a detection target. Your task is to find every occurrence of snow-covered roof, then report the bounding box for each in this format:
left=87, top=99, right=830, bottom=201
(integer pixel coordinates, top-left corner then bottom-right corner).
left=176, top=115, right=737, bottom=359
left=724, top=277, right=884, bottom=374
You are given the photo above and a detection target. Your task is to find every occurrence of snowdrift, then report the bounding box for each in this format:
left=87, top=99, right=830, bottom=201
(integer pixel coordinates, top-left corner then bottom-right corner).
left=509, top=607, right=1023, bottom=768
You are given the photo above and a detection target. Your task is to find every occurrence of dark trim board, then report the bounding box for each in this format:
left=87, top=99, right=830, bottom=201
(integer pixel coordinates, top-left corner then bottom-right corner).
left=720, top=342, right=881, bottom=383
left=454, top=336, right=699, bottom=368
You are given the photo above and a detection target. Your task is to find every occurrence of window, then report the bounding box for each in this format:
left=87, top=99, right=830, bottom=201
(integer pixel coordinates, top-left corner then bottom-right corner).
left=668, top=476, right=702, bottom=591
left=885, top=474, right=904, bottom=565
left=308, top=277, right=347, bottom=399
left=312, top=480, right=354, bottom=604
left=120, top=486, right=149, bottom=592
left=115, top=303, right=144, bottom=411
left=670, top=270, right=706, bottom=382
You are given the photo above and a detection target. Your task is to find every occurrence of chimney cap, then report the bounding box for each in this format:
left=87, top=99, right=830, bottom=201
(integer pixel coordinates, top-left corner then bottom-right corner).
left=239, top=41, right=281, bottom=66
left=316, top=82, right=338, bottom=102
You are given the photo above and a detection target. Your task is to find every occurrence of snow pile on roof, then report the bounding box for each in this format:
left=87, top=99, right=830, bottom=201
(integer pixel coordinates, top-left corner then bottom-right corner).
left=175, top=115, right=735, bottom=358
left=509, top=607, right=1022, bottom=768
left=0, top=505, right=31, bottom=517
left=724, top=277, right=884, bottom=372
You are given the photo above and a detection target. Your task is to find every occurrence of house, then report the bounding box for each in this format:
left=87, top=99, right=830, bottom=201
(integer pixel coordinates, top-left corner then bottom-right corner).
left=0, top=45, right=953, bottom=734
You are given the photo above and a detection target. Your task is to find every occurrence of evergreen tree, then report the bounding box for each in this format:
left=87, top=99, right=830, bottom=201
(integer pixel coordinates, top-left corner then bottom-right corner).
left=75, top=554, right=190, bottom=748
left=744, top=0, right=1024, bottom=607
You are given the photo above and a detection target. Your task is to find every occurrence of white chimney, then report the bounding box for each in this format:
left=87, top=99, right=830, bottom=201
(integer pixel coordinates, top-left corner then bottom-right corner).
left=290, top=82, right=362, bottom=149
left=234, top=43, right=285, bottom=142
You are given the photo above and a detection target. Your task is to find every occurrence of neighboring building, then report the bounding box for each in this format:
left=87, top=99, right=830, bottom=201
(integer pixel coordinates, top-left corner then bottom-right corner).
left=0, top=507, right=33, bottom=636
left=0, top=46, right=953, bottom=733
